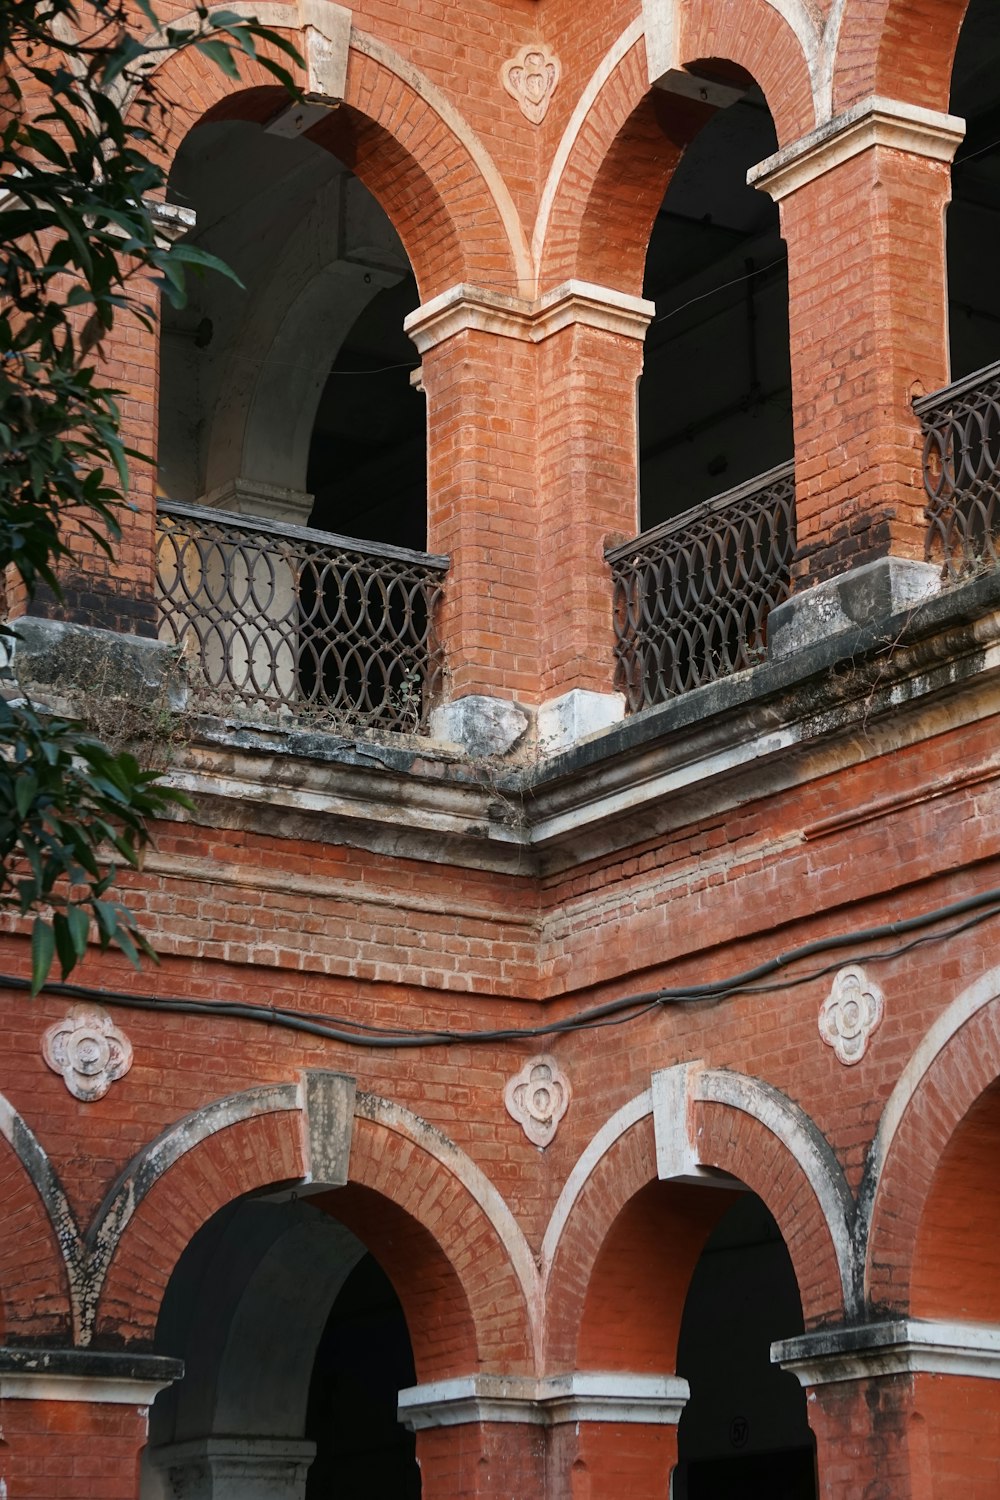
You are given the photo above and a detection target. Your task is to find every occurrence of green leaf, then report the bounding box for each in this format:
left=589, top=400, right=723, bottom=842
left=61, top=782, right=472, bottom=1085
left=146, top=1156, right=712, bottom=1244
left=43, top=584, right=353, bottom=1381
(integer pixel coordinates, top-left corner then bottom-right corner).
left=194, top=37, right=241, bottom=77
left=30, top=918, right=55, bottom=997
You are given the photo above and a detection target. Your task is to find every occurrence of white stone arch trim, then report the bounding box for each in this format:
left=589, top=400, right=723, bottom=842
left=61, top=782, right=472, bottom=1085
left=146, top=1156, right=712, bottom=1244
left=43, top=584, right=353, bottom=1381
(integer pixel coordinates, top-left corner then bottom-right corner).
left=0, top=1088, right=78, bottom=1320
left=539, top=1087, right=653, bottom=1289
left=859, top=965, right=1000, bottom=1295
left=642, top=0, right=827, bottom=124
left=348, top=30, right=533, bottom=293
left=693, top=1069, right=858, bottom=1313
left=353, top=1091, right=542, bottom=1365
left=538, top=1068, right=858, bottom=1336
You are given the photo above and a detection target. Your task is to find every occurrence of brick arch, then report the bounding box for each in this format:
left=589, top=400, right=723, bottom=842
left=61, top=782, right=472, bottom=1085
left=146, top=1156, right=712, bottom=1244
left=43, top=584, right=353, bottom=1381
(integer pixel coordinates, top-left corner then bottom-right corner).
left=0, top=1125, right=70, bottom=1343
left=537, top=11, right=809, bottom=297
left=864, top=968, right=1000, bottom=1311
left=834, top=0, right=970, bottom=118
left=97, top=1090, right=533, bottom=1380
left=97, top=1105, right=306, bottom=1345
left=545, top=1076, right=850, bottom=1369
left=126, top=21, right=523, bottom=300
left=342, top=1104, right=536, bottom=1374
left=692, top=1099, right=849, bottom=1326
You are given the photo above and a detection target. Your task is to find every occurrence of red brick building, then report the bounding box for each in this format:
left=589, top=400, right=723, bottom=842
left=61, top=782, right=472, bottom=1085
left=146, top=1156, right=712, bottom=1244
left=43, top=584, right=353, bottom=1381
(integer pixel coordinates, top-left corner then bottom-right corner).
left=3, top=0, right=1000, bottom=1493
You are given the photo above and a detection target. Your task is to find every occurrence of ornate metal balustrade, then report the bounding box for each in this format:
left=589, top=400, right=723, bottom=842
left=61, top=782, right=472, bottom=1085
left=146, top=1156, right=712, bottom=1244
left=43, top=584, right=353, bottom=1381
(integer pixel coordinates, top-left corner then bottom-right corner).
left=156, top=502, right=447, bottom=733
left=607, top=462, right=796, bottom=711
left=917, top=358, right=1000, bottom=579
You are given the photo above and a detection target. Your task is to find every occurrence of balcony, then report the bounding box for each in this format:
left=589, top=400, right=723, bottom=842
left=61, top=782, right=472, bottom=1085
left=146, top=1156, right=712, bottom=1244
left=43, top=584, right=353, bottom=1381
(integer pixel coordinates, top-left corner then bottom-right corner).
left=156, top=502, right=447, bottom=734
left=607, top=462, right=796, bottom=712
left=918, top=359, right=1000, bottom=579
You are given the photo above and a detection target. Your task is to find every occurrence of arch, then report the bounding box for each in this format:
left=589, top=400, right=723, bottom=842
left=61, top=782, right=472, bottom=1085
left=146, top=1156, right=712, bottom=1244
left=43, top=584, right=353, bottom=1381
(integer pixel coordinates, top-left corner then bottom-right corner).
left=693, top=1069, right=856, bottom=1320
left=0, top=1096, right=72, bottom=1342
left=834, top=0, right=970, bottom=118
left=96, top=1085, right=537, bottom=1377
left=97, top=1097, right=305, bottom=1345
left=123, top=8, right=528, bottom=299
left=344, top=1093, right=539, bottom=1372
left=544, top=1073, right=852, bottom=1370
left=536, top=12, right=813, bottom=293
left=863, top=966, right=1000, bottom=1309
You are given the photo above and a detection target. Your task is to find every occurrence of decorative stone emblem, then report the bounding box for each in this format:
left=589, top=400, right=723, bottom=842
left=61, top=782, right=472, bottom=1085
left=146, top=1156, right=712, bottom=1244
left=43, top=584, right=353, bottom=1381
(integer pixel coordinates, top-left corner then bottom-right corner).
left=819, top=966, right=884, bottom=1066
left=42, top=1004, right=133, bottom=1101
left=505, top=1055, right=570, bottom=1147
left=501, top=45, right=561, bottom=125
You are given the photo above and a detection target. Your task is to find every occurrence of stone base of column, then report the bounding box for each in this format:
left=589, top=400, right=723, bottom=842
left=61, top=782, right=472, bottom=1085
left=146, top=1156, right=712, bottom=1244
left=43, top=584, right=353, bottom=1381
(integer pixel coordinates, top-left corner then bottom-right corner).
left=767, top=556, right=940, bottom=660
left=147, top=1435, right=317, bottom=1499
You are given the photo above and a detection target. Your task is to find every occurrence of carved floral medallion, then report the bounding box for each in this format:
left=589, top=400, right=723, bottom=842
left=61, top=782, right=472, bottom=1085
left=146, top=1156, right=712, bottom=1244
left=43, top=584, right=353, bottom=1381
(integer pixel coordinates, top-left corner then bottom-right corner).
left=501, top=45, right=561, bottom=125
left=819, top=965, right=885, bottom=1066
left=42, top=1004, right=133, bottom=1102
left=504, top=1055, right=570, bottom=1147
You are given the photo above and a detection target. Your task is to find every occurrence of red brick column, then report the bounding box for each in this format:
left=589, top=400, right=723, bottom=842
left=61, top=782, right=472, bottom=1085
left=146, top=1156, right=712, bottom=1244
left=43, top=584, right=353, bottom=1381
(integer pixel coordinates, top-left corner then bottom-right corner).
left=547, top=1419, right=679, bottom=1499
left=415, top=1423, right=547, bottom=1498
left=806, top=1374, right=923, bottom=1499
left=536, top=294, right=651, bottom=704
left=401, top=1371, right=685, bottom=1499
left=0, top=1347, right=181, bottom=1500
left=775, top=1317, right=1000, bottom=1498
left=753, top=100, right=964, bottom=590
left=410, top=304, right=542, bottom=706
left=408, top=284, right=651, bottom=721
left=28, top=285, right=162, bottom=638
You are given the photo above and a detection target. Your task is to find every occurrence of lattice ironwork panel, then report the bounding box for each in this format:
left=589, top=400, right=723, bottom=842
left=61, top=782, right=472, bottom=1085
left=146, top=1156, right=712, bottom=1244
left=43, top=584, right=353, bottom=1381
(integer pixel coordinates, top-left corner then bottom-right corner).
left=606, top=462, right=796, bottom=712
left=156, top=502, right=447, bottom=733
left=917, top=359, right=1000, bottom=580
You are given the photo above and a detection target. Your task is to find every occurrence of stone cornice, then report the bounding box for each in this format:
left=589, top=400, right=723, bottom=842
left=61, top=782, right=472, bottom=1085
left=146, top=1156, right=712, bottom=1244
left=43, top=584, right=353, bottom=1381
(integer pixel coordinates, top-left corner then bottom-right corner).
left=404, top=280, right=654, bottom=353
left=13, top=569, right=1000, bottom=886
left=397, top=1372, right=689, bottom=1429
left=773, top=1320, right=1000, bottom=1386
left=749, top=96, right=965, bottom=202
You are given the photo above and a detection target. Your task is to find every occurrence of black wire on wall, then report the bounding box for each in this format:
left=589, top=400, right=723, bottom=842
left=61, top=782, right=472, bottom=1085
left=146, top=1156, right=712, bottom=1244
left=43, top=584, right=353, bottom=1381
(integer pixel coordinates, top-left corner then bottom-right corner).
left=3, top=886, right=1000, bottom=1050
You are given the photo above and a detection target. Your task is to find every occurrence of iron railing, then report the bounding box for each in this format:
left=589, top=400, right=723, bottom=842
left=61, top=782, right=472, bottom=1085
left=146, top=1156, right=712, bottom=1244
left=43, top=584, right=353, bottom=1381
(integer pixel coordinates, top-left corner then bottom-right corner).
left=917, top=358, right=1000, bottom=579
left=607, top=462, right=796, bottom=711
left=156, top=501, right=447, bottom=733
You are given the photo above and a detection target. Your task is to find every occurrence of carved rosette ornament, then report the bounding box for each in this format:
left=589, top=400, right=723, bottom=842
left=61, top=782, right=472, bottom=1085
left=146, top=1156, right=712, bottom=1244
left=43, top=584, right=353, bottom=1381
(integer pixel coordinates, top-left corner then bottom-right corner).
left=501, top=45, right=561, bottom=125
left=42, top=1004, right=133, bottom=1102
left=504, top=1056, right=570, bottom=1147
left=819, top=966, right=885, bottom=1066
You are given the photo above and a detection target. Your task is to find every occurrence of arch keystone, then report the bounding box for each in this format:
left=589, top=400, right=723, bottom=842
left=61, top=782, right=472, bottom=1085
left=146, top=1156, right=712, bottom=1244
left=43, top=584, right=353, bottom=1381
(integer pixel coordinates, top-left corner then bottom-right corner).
left=301, top=1070, right=356, bottom=1186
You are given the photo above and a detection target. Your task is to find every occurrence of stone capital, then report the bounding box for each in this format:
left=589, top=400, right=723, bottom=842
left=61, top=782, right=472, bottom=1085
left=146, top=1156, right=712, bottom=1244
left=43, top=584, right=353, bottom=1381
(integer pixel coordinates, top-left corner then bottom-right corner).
left=749, top=96, right=965, bottom=203
left=773, top=1319, right=1000, bottom=1386
left=0, top=1346, right=182, bottom=1404
left=398, top=1371, right=690, bottom=1430
left=404, top=281, right=654, bottom=354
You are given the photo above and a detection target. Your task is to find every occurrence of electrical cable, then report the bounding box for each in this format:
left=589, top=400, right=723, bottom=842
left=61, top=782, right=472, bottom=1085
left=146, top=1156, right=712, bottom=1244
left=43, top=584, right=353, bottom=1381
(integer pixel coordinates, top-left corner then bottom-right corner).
left=3, top=885, right=1000, bottom=1050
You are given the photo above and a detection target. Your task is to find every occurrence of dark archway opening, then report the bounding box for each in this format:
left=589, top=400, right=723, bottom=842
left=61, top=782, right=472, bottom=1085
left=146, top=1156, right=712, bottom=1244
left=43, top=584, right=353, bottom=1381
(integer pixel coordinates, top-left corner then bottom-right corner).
left=142, top=1194, right=421, bottom=1498
left=306, top=272, right=426, bottom=552
left=304, top=1248, right=419, bottom=1497
left=672, top=1191, right=817, bottom=1500
left=639, top=80, right=792, bottom=532
left=948, top=1, right=1000, bottom=381
left=157, top=115, right=424, bottom=545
